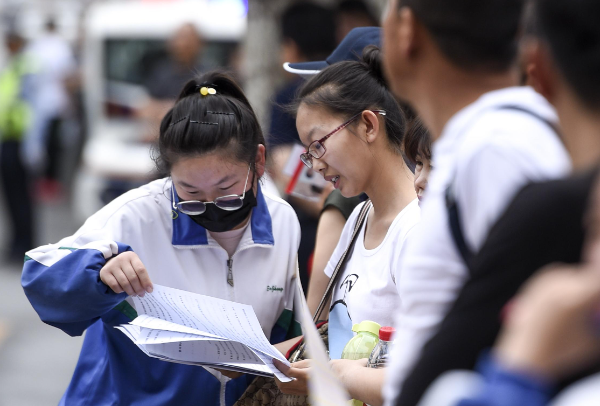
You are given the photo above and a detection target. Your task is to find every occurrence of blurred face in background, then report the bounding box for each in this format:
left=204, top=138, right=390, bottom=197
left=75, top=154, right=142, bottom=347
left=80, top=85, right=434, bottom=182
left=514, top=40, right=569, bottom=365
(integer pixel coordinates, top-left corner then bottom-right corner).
left=336, top=11, right=378, bottom=44
left=280, top=38, right=305, bottom=81
left=169, top=24, right=204, bottom=67
left=414, top=152, right=431, bottom=203
left=280, top=38, right=303, bottom=65
left=5, top=35, right=25, bottom=56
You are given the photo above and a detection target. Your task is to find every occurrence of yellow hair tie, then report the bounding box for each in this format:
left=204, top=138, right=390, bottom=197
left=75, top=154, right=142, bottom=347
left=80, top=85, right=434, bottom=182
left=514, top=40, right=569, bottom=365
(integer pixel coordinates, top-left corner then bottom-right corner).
left=200, top=86, right=217, bottom=96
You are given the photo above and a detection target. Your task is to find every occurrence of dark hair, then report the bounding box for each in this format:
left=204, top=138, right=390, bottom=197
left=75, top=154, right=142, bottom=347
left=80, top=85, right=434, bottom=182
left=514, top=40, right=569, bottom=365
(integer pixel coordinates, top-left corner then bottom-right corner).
left=297, top=45, right=406, bottom=153
left=400, top=0, right=525, bottom=72
left=403, top=117, right=431, bottom=165
left=45, top=18, right=57, bottom=32
left=153, top=71, right=265, bottom=174
left=336, top=0, right=379, bottom=26
left=532, top=0, right=600, bottom=109
left=281, top=2, right=336, bottom=61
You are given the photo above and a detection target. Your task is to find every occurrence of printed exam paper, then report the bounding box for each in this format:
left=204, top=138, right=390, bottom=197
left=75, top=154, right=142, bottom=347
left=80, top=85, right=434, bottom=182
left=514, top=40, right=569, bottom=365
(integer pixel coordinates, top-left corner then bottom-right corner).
left=116, top=284, right=292, bottom=381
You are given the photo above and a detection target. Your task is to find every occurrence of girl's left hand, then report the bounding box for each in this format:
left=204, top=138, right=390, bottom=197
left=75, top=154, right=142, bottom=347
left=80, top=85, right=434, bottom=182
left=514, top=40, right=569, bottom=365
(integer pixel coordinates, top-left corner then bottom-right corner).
left=273, top=359, right=311, bottom=395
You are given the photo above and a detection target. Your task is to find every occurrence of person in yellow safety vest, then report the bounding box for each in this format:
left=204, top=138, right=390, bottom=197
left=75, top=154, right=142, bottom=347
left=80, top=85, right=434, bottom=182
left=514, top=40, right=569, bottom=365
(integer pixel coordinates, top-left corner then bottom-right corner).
left=0, top=54, right=31, bottom=140
left=0, top=32, right=35, bottom=263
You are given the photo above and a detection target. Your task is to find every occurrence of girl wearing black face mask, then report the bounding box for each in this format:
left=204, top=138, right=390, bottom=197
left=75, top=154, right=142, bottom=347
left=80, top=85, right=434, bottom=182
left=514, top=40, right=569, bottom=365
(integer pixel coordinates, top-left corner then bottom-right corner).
left=21, top=72, right=303, bottom=406
left=175, top=164, right=258, bottom=233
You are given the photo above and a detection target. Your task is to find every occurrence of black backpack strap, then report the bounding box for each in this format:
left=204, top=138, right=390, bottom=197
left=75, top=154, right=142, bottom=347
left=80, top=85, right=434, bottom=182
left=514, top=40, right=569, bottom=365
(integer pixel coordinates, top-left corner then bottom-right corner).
left=497, top=104, right=562, bottom=139
left=445, top=183, right=474, bottom=268
left=445, top=104, right=560, bottom=272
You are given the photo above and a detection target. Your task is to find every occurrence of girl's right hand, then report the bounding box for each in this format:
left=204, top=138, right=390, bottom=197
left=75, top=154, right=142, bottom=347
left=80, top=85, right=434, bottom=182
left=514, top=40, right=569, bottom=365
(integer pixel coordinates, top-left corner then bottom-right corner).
left=100, top=251, right=154, bottom=297
left=273, top=359, right=310, bottom=395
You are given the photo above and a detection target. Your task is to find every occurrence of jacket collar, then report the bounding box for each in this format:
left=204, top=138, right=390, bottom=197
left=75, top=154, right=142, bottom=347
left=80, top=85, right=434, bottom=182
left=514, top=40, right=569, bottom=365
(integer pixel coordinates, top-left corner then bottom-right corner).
left=171, top=183, right=274, bottom=247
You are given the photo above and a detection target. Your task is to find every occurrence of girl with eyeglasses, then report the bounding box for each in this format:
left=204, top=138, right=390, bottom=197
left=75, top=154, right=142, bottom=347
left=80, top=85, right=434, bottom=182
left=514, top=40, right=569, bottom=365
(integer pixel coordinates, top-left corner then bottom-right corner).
left=275, top=46, right=421, bottom=405
left=21, top=72, right=303, bottom=406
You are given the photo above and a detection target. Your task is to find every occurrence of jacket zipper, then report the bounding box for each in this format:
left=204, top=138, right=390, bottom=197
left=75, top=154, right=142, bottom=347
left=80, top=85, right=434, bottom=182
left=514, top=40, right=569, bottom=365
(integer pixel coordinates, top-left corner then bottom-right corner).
left=224, top=243, right=271, bottom=288
left=227, top=258, right=234, bottom=287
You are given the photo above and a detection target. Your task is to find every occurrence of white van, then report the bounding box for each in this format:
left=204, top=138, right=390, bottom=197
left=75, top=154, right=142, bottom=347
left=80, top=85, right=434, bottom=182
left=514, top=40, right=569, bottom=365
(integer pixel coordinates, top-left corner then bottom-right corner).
left=74, top=0, right=246, bottom=221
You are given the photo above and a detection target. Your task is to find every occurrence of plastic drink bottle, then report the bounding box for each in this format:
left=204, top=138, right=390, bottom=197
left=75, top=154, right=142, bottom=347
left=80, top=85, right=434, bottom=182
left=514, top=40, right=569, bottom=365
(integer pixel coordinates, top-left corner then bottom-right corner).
left=341, top=320, right=381, bottom=406
left=341, top=320, right=381, bottom=360
left=367, top=326, right=395, bottom=369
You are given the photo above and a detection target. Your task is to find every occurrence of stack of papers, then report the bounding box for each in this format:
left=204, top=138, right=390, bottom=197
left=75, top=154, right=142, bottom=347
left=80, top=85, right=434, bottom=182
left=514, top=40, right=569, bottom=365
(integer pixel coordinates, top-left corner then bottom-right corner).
left=116, top=284, right=292, bottom=382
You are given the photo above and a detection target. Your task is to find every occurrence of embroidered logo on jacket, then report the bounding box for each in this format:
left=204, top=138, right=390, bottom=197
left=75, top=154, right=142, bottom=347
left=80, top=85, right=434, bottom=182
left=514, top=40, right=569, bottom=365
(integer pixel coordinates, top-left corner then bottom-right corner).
left=267, top=285, right=284, bottom=292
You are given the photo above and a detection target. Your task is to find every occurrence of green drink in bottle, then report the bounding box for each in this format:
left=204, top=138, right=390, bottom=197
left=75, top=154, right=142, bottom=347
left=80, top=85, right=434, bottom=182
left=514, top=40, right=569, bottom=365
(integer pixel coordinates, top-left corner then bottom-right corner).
left=341, top=320, right=381, bottom=406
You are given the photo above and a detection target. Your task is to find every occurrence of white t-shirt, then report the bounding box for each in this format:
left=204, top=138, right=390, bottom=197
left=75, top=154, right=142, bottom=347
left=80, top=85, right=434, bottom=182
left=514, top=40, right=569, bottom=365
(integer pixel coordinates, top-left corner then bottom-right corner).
left=325, top=199, right=420, bottom=359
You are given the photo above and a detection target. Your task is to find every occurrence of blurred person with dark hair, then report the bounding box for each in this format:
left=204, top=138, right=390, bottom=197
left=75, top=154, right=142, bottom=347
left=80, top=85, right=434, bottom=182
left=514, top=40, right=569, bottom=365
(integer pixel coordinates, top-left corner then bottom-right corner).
left=405, top=0, right=600, bottom=404
left=24, top=17, right=76, bottom=201
left=379, top=0, right=600, bottom=403
left=270, top=2, right=336, bottom=151
left=380, top=0, right=572, bottom=404
left=268, top=1, right=336, bottom=291
left=335, top=0, right=379, bottom=44
left=139, top=23, right=205, bottom=141
left=144, top=23, right=204, bottom=101
left=0, top=31, right=35, bottom=263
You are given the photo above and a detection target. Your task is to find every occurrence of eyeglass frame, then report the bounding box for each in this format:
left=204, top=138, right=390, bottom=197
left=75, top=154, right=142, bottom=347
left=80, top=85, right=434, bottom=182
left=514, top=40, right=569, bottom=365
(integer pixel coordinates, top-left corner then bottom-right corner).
left=299, top=110, right=387, bottom=169
left=172, top=165, right=253, bottom=215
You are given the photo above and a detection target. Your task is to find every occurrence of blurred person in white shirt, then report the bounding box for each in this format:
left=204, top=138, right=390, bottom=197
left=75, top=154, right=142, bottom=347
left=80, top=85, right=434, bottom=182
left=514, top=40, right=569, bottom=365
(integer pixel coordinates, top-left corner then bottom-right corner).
left=24, top=18, right=76, bottom=198
left=380, top=0, right=571, bottom=404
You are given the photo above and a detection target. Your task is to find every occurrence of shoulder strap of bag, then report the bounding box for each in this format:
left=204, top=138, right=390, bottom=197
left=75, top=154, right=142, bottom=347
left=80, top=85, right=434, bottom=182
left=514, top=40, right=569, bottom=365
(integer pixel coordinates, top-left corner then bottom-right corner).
left=313, top=200, right=372, bottom=323
left=445, top=105, right=562, bottom=273
left=496, top=105, right=562, bottom=139
left=445, top=184, right=474, bottom=268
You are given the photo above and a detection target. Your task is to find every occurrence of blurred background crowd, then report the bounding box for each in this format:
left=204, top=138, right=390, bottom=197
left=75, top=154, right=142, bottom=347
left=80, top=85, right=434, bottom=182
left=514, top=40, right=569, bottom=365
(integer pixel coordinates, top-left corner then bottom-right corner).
left=0, top=0, right=385, bottom=404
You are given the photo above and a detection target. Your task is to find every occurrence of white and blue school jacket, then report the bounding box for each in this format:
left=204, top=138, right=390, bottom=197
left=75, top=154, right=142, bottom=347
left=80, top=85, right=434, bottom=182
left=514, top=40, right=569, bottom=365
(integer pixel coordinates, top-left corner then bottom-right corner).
left=21, top=178, right=302, bottom=406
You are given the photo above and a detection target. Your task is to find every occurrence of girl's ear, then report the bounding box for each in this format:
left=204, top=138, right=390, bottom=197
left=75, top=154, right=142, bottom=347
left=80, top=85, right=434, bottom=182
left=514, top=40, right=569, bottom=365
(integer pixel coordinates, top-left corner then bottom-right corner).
left=254, top=144, right=266, bottom=178
left=362, top=110, right=381, bottom=144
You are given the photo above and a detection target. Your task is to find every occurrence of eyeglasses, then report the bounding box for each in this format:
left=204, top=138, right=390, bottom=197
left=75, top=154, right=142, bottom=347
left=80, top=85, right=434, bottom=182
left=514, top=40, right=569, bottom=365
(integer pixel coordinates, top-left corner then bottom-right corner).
left=172, top=166, right=252, bottom=215
left=299, top=110, right=387, bottom=169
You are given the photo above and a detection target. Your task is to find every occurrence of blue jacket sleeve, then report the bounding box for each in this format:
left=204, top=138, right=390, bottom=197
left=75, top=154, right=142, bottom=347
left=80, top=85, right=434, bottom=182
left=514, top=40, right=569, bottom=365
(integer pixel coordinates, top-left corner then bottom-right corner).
left=21, top=241, right=131, bottom=337
left=456, top=354, right=554, bottom=406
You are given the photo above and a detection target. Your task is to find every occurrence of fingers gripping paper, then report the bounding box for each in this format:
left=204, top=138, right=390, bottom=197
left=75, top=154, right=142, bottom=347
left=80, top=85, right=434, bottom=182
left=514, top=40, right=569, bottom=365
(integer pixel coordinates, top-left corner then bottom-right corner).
left=115, top=284, right=292, bottom=381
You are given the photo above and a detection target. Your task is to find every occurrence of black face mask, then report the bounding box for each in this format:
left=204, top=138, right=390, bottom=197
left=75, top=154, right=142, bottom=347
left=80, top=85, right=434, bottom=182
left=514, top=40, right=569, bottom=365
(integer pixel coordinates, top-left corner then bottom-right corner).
left=187, top=187, right=258, bottom=232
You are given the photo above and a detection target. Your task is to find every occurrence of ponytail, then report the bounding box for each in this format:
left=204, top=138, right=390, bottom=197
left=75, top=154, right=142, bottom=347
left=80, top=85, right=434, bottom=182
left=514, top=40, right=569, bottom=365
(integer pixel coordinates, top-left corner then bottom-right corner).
left=153, top=71, right=265, bottom=175
left=361, top=45, right=388, bottom=88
